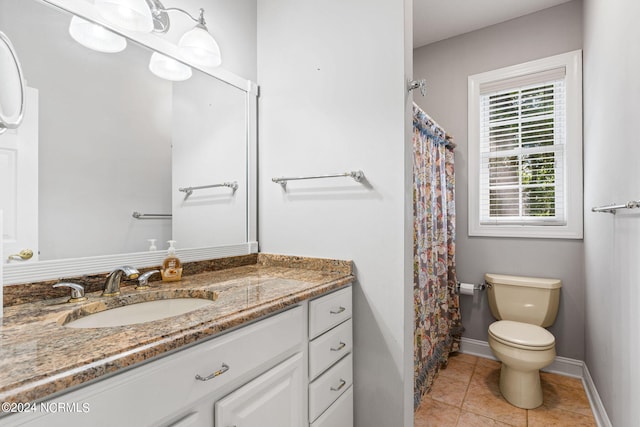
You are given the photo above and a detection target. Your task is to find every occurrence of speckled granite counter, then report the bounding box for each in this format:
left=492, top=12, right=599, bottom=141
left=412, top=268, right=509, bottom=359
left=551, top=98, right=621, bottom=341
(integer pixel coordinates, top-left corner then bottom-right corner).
left=0, top=254, right=354, bottom=405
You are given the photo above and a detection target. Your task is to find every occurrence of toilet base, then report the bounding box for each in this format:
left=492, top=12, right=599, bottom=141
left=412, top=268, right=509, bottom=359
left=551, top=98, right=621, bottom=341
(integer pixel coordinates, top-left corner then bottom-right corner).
left=499, top=363, right=543, bottom=409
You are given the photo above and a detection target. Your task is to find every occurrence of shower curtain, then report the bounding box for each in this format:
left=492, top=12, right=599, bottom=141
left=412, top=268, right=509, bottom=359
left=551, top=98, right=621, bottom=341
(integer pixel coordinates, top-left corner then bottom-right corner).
left=413, top=103, right=462, bottom=408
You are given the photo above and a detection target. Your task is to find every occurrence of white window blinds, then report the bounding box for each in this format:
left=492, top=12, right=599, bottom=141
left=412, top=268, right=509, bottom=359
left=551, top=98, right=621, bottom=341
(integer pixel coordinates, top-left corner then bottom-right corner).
left=478, top=68, right=566, bottom=225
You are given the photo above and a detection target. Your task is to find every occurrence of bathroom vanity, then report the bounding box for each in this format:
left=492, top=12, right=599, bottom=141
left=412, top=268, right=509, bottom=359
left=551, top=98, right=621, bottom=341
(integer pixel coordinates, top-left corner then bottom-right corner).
left=0, top=254, right=354, bottom=427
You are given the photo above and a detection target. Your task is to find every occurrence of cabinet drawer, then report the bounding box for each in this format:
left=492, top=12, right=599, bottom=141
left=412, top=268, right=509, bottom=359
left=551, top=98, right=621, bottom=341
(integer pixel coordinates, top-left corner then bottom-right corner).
left=309, top=286, right=352, bottom=339
left=311, top=385, right=353, bottom=427
left=309, top=353, right=353, bottom=422
left=309, top=319, right=352, bottom=380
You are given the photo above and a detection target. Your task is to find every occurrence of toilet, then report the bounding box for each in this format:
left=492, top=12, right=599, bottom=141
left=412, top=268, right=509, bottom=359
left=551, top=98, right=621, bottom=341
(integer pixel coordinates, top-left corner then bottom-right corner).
left=485, top=273, right=561, bottom=409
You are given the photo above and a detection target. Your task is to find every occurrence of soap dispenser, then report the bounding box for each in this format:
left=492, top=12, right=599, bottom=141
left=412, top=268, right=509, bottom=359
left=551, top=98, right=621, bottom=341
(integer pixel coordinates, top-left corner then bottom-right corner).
left=161, top=240, right=183, bottom=282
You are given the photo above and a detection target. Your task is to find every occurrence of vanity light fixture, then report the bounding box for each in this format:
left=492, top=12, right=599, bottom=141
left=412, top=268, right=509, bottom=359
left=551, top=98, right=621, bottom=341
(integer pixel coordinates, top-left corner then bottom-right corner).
left=148, top=52, right=192, bottom=81
left=175, top=8, right=222, bottom=68
left=68, top=16, right=127, bottom=53
left=93, top=0, right=222, bottom=68
left=94, top=0, right=154, bottom=33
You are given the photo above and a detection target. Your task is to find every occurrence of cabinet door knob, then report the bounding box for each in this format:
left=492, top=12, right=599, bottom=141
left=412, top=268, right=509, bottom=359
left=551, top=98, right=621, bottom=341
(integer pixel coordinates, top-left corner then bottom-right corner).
left=330, top=306, right=346, bottom=315
left=195, top=363, right=229, bottom=381
left=330, top=379, right=347, bottom=391
left=330, top=341, right=346, bottom=352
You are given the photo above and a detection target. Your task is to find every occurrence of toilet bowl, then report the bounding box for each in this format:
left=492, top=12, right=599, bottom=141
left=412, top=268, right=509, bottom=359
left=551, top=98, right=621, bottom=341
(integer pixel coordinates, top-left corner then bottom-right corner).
left=488, top=320, right=556, bottom=409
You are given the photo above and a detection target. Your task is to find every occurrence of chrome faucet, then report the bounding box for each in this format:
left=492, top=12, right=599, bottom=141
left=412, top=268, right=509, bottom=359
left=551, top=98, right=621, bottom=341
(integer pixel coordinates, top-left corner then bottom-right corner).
left=136, top=270, right=160, bottom=290
left=103, top=266, right=140, bottom=297
left=53, top=282, right=87, bottom=303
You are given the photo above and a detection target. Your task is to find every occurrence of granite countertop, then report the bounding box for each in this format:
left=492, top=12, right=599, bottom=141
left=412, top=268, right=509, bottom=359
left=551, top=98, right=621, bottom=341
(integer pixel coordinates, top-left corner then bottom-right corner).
left=0, top=254, right=354, bottom=405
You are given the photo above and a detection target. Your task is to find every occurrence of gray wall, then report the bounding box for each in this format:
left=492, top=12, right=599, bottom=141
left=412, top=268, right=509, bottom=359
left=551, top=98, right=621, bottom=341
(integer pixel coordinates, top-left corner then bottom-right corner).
left=413, top=1, right=585, bottom=359
left=583, top=0, right=640, bottom=424
left=257, top=0, right=414, bottom=425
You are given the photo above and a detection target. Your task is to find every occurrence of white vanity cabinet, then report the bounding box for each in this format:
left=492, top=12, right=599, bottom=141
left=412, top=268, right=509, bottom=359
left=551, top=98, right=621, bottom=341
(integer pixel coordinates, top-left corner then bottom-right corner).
left=2, top=285, right=354, bottom=427
left=3, top=306, right=305, bottom=427
left=307, top=286, right=353, bottom=426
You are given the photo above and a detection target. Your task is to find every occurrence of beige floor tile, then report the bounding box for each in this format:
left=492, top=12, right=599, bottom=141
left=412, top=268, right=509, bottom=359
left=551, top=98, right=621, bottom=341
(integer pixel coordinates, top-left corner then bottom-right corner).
left=461, top=380, right=527, bottom=427
left=540, top=377, right=594, bottom=417
left=475, top=357, right=501, bottom=372
left=438, top=357, right=476, bottom=383
left=456, top=410, right=514, bottom=426
left=415, top=397, right=460, bottom=427
left=415, top=356, right=597, bottom=427
left=528, top=404, right=597, bottom=427
left=540, top=371, right=584, bottom=390
left=447, top=352, right=478, bottom=366
left=428, top=373, right=470, bottom=408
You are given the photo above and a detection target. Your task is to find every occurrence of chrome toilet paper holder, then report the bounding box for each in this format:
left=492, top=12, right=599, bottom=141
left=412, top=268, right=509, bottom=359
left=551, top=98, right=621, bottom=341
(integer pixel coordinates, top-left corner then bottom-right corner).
left=455, top=281, right=488, bottom=293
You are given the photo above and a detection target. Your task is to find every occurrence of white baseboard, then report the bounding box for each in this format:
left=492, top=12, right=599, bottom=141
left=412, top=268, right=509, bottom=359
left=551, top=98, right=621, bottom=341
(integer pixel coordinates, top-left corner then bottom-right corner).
left=459, top=337, right=581, bottom=377
left=582, top=363, right=612, bottom=427
left=458, top=337, right=612, bottom=427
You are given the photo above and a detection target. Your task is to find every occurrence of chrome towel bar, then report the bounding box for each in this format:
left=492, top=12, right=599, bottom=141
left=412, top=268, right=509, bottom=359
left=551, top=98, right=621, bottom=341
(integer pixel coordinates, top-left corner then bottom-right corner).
left=591, top=200, right=640, bottom=214
left=132, top=212, right=172, bottom=219
left=179, top=182, right=239, bottom=200
left=272, top=170, right=365, bottom=188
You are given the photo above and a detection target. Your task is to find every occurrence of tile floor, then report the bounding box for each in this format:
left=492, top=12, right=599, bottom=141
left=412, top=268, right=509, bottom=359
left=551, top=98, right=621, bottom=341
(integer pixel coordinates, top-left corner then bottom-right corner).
left=414, top=353, right=597, bottom=426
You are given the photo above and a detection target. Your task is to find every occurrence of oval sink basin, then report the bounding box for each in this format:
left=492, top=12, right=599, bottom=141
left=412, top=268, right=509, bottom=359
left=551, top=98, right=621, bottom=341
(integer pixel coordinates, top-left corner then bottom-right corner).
left=64, top=298, right=216, bottom=328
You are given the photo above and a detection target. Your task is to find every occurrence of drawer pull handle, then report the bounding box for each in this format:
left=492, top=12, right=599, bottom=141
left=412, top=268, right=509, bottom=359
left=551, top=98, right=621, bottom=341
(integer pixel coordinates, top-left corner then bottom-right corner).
left=330, top=306, right=346, bottom=315
left=195, top=363, right=229, bottom=381
left=330, top=341, right=347, bottom=351
left=330, top=379, right=347, bottom=391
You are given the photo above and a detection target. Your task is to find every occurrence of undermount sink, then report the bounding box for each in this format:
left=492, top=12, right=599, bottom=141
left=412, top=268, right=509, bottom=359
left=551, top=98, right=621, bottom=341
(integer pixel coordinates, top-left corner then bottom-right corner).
left=64, top=298, right=216, bottom=328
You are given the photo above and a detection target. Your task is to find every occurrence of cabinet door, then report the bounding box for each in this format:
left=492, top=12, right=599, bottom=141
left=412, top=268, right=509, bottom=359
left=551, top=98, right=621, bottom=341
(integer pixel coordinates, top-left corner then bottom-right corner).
left=214, top=353, right=304, bottom=427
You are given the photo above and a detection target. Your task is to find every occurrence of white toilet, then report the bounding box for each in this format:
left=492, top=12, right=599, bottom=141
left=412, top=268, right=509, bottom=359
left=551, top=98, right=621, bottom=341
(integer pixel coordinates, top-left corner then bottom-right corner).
left=485, top=273, right=561, bottom=409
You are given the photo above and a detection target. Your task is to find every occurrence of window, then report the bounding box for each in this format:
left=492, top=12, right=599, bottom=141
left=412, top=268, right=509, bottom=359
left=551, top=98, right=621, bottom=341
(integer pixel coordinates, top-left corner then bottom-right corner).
left=468, top=51, right=583, bottom=239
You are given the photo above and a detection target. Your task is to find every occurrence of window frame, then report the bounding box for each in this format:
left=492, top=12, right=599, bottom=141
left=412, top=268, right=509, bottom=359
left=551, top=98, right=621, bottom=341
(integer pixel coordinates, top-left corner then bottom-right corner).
left=467, top=50, right=583, bottom=239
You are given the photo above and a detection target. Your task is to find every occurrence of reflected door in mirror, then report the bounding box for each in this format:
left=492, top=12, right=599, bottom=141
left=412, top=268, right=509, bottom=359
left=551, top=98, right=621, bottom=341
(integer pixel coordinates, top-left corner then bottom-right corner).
left=0, top=88, right=38, bottom=263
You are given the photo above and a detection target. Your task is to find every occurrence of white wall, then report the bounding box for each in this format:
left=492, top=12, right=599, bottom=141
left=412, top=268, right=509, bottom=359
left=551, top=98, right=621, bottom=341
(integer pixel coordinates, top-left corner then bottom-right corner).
left=257, top=0, right=413, bottom=425
left=583, top=0, right=640, bottom=424
left=413, top=1, right=586, bottom=360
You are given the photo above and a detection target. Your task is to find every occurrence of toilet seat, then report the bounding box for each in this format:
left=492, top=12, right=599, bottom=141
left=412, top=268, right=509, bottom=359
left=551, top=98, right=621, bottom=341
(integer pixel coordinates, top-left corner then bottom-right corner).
left=489, top=320, right=555, bottom=350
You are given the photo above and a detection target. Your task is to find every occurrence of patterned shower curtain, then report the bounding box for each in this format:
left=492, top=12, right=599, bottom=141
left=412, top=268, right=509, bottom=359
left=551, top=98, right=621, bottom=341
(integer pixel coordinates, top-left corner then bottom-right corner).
left=413, top=103, right=463, bottom=408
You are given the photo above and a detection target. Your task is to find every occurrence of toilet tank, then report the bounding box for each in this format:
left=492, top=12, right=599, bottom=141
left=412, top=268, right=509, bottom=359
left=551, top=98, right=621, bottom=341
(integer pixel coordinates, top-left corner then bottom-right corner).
left=485, top=273, right=561, bottom=327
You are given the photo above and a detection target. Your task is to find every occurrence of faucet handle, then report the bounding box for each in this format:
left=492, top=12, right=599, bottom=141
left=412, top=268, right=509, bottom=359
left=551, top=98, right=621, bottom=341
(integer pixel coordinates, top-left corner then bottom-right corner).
left=136, top=270, right=160, bottom=290
left=53, top=282, right=87, bottom=303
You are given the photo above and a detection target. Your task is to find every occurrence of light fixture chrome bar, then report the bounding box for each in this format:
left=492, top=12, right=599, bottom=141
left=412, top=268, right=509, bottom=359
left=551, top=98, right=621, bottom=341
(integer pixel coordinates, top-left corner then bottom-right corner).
left=591, top=200, right=640, bottom=214
left=179, top=182, right=239, bottom=200
left=272, top=170, right=365, bottom=188
left=132, top=211, right=172, bottom=219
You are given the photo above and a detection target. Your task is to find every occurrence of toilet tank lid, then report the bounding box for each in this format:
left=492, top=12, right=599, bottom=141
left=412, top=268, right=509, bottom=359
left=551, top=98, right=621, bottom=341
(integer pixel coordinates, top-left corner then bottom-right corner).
left=485, top=273, right=561, bottom=289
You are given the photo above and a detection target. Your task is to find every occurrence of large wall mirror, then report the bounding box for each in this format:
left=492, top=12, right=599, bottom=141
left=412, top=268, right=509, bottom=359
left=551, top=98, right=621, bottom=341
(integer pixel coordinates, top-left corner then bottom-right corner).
left=0, top=0, right=257, bottom=285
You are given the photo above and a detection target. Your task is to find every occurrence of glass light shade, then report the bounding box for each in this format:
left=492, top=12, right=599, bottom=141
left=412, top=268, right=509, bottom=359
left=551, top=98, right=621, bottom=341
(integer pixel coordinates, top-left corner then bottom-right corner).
left=178, top=26, right=221, bottom=68
left=68, top=16, right=127, bottom=53
left=149, top=52, right=192, bottom=81
left=94, top=0, right=153, bottom=33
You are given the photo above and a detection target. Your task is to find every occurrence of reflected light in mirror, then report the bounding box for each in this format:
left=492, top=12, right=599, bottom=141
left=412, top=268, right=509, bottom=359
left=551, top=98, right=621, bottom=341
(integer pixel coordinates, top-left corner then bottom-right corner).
left=178, top=22, right=222, bottom=68
left=94, top=0, right=154, bottom=33
left=149, top=52, right=192, bottom=81
left=68, top=16, right=127, bottom=53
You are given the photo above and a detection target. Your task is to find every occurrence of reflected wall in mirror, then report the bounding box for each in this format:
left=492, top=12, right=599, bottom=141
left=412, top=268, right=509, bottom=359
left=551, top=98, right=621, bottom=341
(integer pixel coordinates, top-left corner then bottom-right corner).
left=0, top=0, right=253, bottom=267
